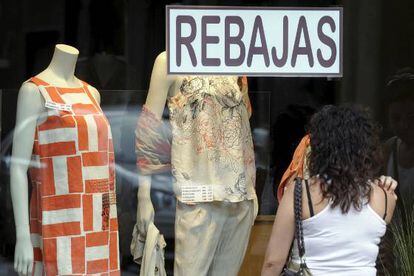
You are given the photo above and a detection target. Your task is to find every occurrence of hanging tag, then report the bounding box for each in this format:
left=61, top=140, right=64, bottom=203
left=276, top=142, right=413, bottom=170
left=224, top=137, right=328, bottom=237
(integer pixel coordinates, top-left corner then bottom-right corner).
left=181, top=185, right=214, bottom=203
left=45, top=100, right=73, bottom=112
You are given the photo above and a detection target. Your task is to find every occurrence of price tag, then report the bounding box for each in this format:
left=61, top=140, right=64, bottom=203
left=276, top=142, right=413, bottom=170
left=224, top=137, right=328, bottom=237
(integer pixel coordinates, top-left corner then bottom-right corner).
left=45, top=100, right=73, bottom=112
left=181, top=185, right=214, bottom=203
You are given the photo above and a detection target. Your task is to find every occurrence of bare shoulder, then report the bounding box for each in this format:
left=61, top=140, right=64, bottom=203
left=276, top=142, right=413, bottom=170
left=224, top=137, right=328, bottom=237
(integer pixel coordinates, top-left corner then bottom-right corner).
left=302, top=178, right=327, bottom=219
left=370, top=184, right=397, bottom=224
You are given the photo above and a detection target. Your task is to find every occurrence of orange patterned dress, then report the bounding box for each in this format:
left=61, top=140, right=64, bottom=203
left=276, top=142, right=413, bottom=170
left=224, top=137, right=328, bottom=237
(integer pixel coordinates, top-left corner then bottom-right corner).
left=27, top=77, right=120, bottom=275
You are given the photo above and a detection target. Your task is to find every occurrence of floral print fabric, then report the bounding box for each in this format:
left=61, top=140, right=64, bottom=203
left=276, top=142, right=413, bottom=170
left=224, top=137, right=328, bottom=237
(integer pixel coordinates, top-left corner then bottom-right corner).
left=135, top=105, right=172, bottom=175
left=168, top=76, right=256, bottom=202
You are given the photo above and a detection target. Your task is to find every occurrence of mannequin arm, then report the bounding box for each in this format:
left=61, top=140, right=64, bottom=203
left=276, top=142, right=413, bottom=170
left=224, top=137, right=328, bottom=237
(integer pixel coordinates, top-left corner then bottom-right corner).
left=10, top=82, right=44, bottom=276
left=144, top=51, right=175, bottom=119
left=135, top=51, right=175, bottom=234
left=136, top=175, right=154, bottom=235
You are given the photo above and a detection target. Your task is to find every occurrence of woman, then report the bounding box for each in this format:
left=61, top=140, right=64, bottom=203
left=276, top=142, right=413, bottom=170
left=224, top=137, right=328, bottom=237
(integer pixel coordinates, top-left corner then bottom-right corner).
left=262, top=105, right=397, bottom=276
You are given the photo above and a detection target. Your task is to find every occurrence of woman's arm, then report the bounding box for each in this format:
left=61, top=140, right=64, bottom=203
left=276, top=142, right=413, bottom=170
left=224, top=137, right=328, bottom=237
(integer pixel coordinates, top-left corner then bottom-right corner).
left=262, top=182, right=296, bottom=276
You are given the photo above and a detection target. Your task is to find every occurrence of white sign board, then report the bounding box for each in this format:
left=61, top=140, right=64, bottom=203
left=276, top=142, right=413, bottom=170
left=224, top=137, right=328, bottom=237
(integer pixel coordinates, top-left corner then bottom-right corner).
left=166, top=6, right=342, bottom=77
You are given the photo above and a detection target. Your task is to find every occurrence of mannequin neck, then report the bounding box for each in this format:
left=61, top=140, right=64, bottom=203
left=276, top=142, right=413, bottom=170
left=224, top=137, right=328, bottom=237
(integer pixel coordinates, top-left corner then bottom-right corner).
left=38, top=44, right=81, bottom=87
left=47, top=44, right=78, bottom=81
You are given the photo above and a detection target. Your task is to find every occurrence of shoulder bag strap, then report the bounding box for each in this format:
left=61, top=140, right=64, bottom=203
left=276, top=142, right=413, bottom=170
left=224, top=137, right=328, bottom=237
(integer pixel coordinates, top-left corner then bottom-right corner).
left=380, top=186, right=388, bottom=220
left=392, top=137, right=400, bottom=198
left=304, top=179, right=314, bottom=217
left=294, top=177, right=307, bottom=265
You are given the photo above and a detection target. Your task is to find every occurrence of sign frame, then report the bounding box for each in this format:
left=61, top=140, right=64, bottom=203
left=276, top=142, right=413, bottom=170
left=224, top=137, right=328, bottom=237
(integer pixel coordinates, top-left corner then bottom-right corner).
left=166, top=5, right=343, bottom=77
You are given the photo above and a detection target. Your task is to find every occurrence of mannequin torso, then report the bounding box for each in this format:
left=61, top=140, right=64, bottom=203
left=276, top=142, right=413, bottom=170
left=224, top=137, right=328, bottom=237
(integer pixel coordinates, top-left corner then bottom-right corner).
left=11, top=44, right=103, bottom=275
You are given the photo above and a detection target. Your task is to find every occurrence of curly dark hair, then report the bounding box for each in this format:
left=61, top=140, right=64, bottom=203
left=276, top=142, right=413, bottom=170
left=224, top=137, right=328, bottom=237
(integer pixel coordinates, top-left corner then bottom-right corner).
left=308, top=105, right=382, bottom=213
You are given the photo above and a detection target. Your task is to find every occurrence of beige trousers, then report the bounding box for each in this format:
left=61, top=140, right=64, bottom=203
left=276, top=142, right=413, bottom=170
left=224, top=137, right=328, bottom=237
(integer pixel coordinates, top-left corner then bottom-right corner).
left=174, top=200, right=254, bottom=276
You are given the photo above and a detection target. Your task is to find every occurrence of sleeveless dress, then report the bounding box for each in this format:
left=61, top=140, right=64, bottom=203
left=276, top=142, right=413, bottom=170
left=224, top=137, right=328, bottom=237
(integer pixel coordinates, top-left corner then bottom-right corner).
left=27, top=77, right=120, bottom=275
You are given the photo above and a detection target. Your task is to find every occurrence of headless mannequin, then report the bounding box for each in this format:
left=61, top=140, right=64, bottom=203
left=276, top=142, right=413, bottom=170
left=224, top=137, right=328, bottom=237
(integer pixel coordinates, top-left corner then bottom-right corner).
left=136, top=51, right=257, bottom=275
left=10, top=44, right=100, bottom=276
left=136, top=51, right=176, bottom=236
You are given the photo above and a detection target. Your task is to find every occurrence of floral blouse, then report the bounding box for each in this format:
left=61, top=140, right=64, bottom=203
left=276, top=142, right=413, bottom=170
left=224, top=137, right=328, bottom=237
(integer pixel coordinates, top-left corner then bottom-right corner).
left=167, top=76, right=256, bottom=203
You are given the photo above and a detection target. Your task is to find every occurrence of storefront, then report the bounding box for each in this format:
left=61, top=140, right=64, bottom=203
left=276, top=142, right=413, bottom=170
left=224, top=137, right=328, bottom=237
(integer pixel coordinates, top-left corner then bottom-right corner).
left=0, top=0, right=413, bottom=275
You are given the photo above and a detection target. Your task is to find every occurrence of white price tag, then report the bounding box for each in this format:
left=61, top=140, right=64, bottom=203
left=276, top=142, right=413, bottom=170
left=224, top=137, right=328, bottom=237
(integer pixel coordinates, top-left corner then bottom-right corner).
left=45, top=100, right=73, bottom=112
left=181, top=185, right=214, bottom=203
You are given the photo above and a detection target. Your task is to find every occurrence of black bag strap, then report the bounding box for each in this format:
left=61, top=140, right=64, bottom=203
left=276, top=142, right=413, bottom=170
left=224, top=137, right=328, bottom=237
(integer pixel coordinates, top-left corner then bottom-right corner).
left=380, top=186, right=388, bottom=220
left=304, top=179, right=314, bottom=217
left=294, top=177, right=307, bottom=266
left=392, top=137, right=400, bottom=198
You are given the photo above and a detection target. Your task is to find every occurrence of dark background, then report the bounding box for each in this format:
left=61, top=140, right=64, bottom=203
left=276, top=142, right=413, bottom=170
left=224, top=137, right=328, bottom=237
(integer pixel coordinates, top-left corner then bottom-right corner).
left=0, top=0, right=413, bottom=274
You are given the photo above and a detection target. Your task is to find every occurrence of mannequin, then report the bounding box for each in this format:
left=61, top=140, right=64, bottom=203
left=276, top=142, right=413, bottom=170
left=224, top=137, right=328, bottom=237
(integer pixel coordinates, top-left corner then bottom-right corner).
left=11, top=44, right=119, bottom=275
left=134, top=51, right=257, bottom=275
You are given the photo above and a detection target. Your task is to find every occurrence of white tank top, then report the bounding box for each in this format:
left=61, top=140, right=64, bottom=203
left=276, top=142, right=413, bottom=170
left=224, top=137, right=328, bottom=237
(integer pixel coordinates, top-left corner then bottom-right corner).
left=291, top=201, right=386, bottom=276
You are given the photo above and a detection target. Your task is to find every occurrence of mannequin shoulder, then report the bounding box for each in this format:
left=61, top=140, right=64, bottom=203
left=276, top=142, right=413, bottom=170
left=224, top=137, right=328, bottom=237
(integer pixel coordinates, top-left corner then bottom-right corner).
left=153, top=51, right=168, bottom=73
left=19, top=81, right=41, bottom=96
left=18, top=82, right=44, bottom=109
left=86, top=84, right=101, bottom=104
left=156, top=51, right=167, bottom=62
left=153, top=51, right=178, bottom=83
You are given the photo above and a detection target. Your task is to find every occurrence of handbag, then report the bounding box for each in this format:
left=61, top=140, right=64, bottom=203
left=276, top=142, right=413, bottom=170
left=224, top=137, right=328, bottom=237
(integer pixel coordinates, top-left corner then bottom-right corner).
left=281, top=177, right=313, bottom=276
